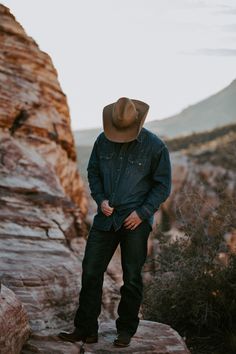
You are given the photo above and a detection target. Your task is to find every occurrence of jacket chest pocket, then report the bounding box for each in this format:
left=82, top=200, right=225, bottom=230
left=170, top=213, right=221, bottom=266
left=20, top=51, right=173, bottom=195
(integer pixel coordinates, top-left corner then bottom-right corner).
left=99, top=152, right=114, bottom=174
left=126, top=155, right=147, bottom=175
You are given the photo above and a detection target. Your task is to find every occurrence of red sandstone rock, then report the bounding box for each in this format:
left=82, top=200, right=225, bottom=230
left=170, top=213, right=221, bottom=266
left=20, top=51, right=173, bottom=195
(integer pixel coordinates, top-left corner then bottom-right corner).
left=0, top=4, right=87, bottom=214
left=0, top=284, right=30, bottom=354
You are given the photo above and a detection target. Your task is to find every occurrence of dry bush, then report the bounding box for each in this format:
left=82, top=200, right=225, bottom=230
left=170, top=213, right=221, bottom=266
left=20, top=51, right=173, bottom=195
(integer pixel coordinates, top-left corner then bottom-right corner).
left=143, top=187, right=236, bottom=354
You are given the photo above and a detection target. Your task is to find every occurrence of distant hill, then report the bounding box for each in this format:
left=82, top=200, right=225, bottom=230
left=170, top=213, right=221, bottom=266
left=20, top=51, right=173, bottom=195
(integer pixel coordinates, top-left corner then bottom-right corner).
left=146, top=79, right=236, bottom=138
left=73, top=127, right=102, bottom=146
left=73, top=79, right=236, bottom=145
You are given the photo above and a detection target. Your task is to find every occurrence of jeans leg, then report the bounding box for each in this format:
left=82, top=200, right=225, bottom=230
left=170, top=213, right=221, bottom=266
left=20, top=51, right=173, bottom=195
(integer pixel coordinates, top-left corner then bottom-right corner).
left=116, top=220, right=151, bottom=336
left=74, top=225, right=120, bottom=334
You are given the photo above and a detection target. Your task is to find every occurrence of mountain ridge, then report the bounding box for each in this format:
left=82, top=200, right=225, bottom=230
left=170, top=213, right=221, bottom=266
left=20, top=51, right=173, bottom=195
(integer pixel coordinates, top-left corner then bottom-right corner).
left=146, top=78, right=236, bottom=138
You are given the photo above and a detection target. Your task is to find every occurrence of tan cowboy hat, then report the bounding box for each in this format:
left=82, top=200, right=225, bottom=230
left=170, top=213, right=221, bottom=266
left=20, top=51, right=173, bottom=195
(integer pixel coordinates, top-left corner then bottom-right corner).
left=103, top=97, right=149, bottom=143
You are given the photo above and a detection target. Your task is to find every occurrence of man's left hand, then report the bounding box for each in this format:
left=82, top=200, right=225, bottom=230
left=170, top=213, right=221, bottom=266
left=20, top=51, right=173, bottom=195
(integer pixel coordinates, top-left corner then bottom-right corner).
left=124, top=211, right=142, bottom=230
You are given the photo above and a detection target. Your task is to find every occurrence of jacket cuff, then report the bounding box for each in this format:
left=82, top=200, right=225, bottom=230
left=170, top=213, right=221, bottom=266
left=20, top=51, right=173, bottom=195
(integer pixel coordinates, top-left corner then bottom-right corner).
left=136, top=205, right=155, bottom=220
left=93, top=194, right=106, bottom=209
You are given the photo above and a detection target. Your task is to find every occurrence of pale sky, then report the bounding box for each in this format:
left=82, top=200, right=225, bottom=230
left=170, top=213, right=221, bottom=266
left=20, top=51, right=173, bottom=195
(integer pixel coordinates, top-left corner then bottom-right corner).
left=2, top=0, right=236, bottom=130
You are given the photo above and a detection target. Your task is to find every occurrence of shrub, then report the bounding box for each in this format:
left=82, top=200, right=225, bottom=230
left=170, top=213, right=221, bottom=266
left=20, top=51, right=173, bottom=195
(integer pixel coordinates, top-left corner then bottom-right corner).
left=143, top=188, right=236, bottom=354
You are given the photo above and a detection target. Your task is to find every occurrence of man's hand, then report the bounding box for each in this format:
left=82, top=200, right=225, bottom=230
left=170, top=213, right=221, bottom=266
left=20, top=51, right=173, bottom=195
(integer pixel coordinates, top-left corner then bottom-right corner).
left=101, top=200, right=114, bottom=216
left=124, top=211, right=142, bottom=230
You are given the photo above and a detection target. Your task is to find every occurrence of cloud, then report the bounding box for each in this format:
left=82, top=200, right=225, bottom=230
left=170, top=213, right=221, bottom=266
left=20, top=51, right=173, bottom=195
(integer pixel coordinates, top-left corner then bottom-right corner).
left=215, top=7, right=236, bottom=15
left=195, top=48, right=236, bottom=56
left=221, top=23, right=236, bottom=32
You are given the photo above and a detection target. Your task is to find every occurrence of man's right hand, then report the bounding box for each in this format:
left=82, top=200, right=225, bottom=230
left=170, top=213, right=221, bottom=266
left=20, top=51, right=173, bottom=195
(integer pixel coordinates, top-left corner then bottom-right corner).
left=101, top=200, right=114, bottom=216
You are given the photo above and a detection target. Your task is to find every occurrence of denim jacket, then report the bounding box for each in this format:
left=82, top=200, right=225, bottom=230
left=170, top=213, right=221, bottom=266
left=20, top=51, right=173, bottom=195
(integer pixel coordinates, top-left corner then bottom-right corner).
left=87, top=127, right=172, bottom=231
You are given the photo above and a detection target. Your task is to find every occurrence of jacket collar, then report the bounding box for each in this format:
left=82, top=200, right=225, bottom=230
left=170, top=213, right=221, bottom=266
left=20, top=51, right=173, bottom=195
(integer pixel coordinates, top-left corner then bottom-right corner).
left=136, top=128, right=145, bottom=143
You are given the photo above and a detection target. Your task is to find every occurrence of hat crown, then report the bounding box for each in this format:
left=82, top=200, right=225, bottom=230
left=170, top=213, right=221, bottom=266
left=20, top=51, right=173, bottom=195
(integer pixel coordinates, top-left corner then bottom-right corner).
left=112, top=97, right=138, bottom=129
left=103, top=97, right=149, bottom=143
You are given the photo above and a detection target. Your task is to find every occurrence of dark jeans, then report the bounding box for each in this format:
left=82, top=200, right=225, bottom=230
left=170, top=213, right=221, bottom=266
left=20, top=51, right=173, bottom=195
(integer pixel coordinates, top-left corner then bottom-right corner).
left=73, top=220, right=152, bottom=336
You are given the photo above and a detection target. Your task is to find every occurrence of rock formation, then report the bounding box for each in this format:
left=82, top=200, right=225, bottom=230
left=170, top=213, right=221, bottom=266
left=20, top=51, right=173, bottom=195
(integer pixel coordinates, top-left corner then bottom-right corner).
left=0, top=4, right=87, bottom=215
left=0, top=3, right=89, bottom=352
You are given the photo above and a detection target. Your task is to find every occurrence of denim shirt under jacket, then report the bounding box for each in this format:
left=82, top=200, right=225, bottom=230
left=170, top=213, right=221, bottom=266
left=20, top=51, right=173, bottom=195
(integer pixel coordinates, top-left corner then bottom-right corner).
left=87, top=127, right=172, bottom=232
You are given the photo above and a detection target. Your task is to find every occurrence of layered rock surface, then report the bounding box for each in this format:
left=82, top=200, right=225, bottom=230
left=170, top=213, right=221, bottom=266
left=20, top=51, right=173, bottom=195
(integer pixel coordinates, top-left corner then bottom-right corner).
left=0, top=3, right=87, bottom=214
left=0, top=4, right=121, bottom=352
left=0, top=3, right=89, bottom=352
left=0, top=284, right=30, bottom=354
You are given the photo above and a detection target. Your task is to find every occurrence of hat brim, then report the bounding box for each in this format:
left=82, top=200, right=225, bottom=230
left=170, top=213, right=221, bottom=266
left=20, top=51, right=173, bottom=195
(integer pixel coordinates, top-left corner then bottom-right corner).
left=103, top=99, right=149, bottom=143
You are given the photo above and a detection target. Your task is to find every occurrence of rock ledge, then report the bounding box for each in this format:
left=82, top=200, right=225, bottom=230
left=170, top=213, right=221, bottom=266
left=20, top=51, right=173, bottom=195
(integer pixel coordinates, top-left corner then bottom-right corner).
left=22, top=320, right=190, bottom=354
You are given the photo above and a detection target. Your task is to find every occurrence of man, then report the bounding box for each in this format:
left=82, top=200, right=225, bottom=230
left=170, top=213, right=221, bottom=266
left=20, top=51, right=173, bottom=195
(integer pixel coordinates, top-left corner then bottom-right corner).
left=59, top=97, right=172, bottom=347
